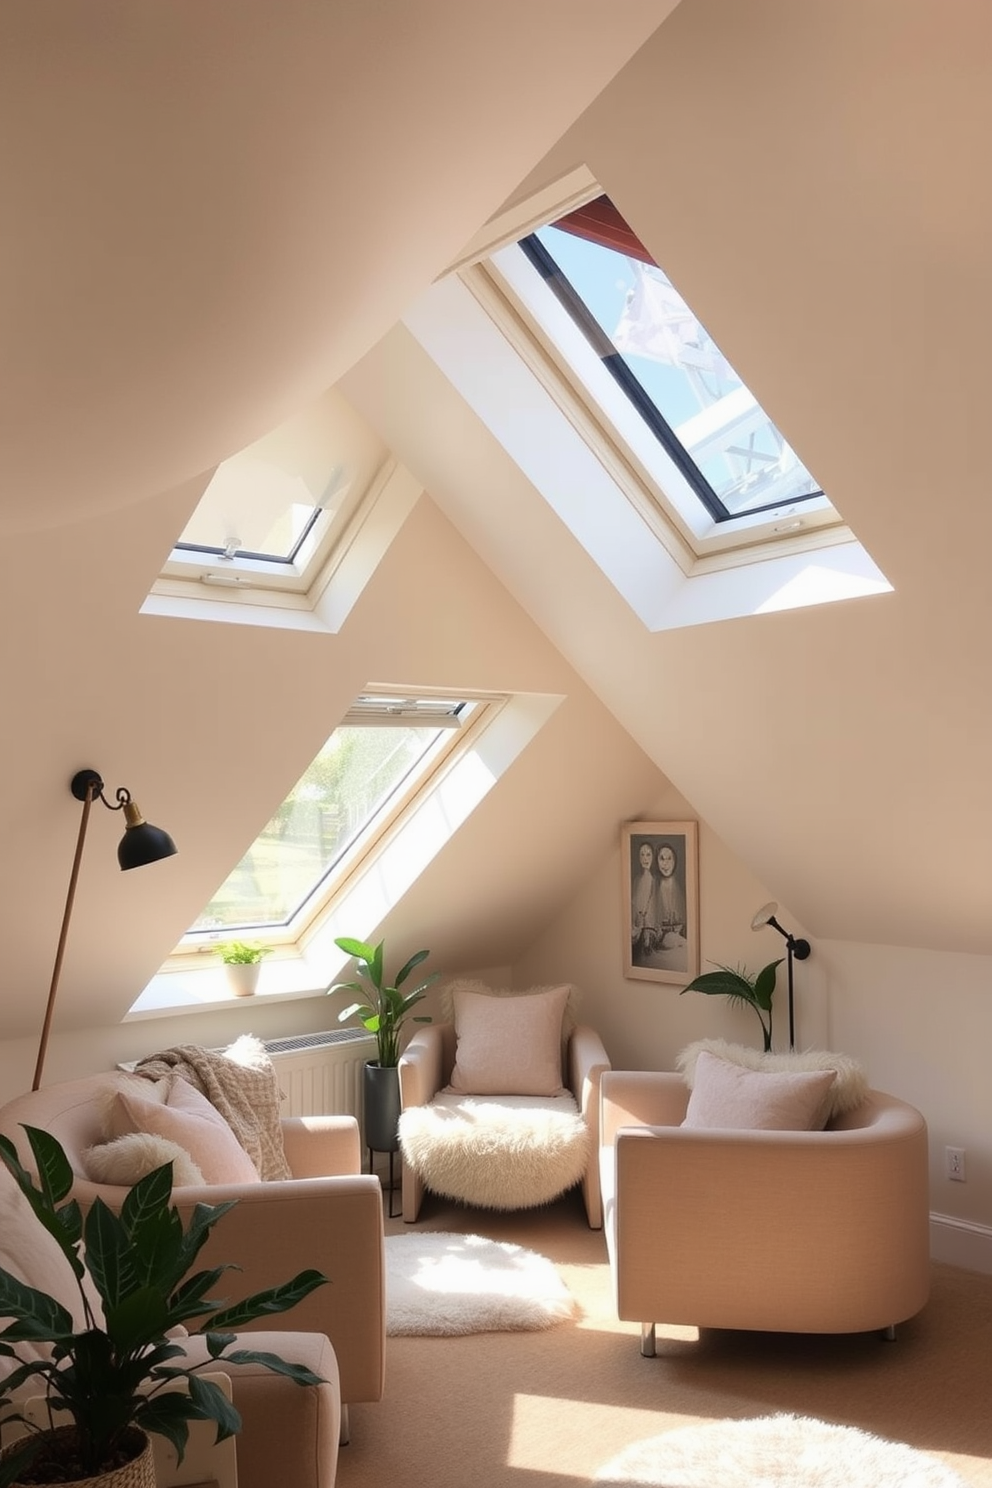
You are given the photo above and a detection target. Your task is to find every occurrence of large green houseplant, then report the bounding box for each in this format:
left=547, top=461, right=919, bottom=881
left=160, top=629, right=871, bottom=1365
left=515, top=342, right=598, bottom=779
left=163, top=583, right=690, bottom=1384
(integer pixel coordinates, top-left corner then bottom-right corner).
left=331, top=937, right=439, bottom=1161
left=680, top=959, right=783, bottom=1051
left=0, top=1125, right=326, bottom=1487
left=331, top=937, right=438, bottom=1069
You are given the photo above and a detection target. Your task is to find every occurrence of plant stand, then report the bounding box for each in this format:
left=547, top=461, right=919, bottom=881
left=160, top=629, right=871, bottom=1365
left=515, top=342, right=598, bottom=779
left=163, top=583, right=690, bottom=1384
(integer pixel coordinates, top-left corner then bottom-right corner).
left=363, top=1061, right=401, bottom=1218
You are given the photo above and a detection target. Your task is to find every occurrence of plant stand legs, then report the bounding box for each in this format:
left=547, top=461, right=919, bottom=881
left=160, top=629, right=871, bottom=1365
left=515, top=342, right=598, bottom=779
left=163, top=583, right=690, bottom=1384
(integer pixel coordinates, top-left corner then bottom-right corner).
left=369, top=1148, right=399, bottom=1218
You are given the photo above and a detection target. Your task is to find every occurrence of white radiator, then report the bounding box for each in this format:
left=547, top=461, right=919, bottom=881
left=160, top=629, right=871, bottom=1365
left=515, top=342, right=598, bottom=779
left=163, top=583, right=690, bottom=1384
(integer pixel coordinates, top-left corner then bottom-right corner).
left=262, top=1028, right=376, bottom=1123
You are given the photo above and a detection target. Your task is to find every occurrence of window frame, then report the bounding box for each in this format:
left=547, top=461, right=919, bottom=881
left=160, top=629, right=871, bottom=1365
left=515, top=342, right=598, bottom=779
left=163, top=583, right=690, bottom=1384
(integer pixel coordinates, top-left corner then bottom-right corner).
left=171, top=690, right=501, bottom=961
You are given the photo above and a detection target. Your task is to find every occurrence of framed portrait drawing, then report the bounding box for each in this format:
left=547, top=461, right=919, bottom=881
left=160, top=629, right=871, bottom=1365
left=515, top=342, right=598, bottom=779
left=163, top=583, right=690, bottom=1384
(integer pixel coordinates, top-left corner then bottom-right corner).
left=622, top=820, right=699, bottom=984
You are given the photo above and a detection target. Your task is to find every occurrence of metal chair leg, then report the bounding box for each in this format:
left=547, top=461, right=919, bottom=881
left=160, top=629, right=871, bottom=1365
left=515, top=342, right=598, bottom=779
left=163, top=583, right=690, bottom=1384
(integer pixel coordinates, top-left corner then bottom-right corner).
left=640, top=1322, right=656, bottom=1358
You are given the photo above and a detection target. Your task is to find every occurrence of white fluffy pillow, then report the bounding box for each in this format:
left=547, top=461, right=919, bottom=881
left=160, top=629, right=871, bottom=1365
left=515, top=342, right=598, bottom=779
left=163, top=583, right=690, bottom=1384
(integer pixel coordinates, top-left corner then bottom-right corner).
left=84, top=1131, right=206, bottom=1188
left=682, top=1051, right=837, bottom=1132
left=676, top=1039, right=869, bottom=1121
left=446, top=986, right=570, bottom=1097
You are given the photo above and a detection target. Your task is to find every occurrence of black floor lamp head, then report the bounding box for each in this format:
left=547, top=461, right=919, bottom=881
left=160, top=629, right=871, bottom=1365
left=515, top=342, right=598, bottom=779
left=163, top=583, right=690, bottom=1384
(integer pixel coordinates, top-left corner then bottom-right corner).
left=33, top=768, right=177, bottom=1091
left=750, top=901, right=811, bottom=1051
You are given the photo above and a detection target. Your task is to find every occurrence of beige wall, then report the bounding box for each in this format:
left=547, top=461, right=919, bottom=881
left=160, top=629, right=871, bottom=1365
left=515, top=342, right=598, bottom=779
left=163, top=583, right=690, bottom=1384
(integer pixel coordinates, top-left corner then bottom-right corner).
left=517, top=819, right=992, bottom=1235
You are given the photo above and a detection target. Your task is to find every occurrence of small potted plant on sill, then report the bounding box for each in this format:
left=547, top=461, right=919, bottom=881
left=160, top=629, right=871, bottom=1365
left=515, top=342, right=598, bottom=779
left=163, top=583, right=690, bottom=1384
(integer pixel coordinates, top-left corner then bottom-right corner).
left=0, top=1125, right=326, bottom=1488
left=215, top=941, right=272, bottom=998
left=330, top=937, right=439, bottom=1155
left=680, top=958, right=784, bottom=1052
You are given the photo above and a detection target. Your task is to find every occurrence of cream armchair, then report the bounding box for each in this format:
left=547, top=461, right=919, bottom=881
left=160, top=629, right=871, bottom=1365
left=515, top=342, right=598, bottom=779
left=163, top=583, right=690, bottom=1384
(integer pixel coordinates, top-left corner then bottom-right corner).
left=399, top=1018, right=610, bottom=1227
left=600, top=1070, right=931, bottom=1355
left=0, top=1071, right=385, bottom=1433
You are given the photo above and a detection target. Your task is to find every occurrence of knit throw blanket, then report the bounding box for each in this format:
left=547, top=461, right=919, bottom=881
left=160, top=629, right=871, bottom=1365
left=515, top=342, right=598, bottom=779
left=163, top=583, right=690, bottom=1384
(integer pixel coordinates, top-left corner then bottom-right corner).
left=135, top=1036, right=292, bottom=1181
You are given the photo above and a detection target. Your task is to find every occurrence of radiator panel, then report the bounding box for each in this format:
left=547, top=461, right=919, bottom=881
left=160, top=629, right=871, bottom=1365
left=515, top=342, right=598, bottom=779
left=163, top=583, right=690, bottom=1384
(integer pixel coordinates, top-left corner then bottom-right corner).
left=263, top=1028, right=376, bottom=1125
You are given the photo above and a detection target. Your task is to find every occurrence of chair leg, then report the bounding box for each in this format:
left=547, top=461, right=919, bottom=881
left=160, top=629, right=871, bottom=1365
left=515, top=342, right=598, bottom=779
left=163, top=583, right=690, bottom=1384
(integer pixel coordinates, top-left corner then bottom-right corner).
left=881, top=1324, right=897, bottom=1342
left=640, top=1323, right=656, bottom=1358
left=339, top=1405, right=350, bottom=1446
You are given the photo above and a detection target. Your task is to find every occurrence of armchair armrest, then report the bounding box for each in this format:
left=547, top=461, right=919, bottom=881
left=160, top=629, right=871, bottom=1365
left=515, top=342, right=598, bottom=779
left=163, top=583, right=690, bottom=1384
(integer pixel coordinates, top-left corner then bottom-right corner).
left=566, top=1024, right=610, bottom=1229
left=173, top=1173, right=385, bottom=1407
left=600, top=1069, right=688, bottom=1148
left=280, top=1114, right=361, bottom=1177
left=398, top=1024, right=448, bottom=1223
left=398, top=1023, right=446, bottom=1109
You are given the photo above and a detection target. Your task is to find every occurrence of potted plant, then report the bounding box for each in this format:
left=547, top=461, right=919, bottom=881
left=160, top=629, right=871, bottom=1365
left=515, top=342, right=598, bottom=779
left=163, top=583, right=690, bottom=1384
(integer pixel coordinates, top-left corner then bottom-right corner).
left=0, top=1125, right=326, bottom=1487
left=680, top=959, right=783, bottom=1052
left=215, top=941, right=272, bottom=998
left=330, top=937, right=438, bottom=1155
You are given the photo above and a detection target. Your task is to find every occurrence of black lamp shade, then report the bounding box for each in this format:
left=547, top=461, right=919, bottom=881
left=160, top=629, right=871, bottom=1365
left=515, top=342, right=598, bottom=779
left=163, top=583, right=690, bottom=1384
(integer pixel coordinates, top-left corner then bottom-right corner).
left=118, top=800, right=178, bottom=870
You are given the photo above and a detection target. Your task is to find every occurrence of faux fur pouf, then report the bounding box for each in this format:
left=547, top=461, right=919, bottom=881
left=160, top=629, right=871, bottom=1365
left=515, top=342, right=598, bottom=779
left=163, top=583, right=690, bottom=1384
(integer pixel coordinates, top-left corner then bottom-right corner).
left=595, top=1414, right=968, bottom=1488
left=398, top=1093, right=591, bottom=1210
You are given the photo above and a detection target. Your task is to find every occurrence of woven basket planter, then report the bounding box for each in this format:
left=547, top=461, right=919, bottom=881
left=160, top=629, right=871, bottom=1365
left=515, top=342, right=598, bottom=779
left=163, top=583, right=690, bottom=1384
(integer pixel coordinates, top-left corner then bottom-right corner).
left=1, top=1426, right=156, bottom=1488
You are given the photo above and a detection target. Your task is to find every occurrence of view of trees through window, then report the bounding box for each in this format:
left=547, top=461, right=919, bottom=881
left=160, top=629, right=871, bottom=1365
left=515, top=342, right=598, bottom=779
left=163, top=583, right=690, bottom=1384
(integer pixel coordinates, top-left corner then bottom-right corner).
left=191, top=721, right=445, bottom=932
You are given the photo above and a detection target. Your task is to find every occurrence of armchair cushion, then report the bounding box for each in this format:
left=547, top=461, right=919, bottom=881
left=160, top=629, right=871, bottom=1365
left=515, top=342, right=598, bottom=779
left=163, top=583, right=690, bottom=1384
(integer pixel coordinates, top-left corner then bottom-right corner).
left=446, top=985, right=570, bottom=1097
left=677, top=1038, right=868, bottom=1119
left=682, top=1050, right=836, bottom=1131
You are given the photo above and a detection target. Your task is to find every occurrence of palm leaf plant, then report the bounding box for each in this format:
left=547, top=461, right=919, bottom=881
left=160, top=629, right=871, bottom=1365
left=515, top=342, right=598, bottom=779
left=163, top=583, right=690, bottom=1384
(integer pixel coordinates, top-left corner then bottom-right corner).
left=331, top=937, right=438, bottom=1068
left=0, top=1125, right=327, bottom=1486
left=680, top=959, right=784, bottom=1051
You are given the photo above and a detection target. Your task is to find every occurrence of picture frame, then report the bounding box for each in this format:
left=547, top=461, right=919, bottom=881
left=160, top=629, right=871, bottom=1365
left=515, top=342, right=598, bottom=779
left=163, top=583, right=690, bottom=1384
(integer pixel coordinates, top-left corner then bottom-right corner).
left=622, top=820, right=699, bottom=984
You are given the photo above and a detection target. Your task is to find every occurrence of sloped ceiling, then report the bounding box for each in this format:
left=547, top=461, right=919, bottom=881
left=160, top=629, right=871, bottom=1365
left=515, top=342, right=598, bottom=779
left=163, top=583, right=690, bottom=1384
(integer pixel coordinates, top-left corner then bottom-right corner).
left=343, top=0, right=992, bottom=955
left=0, top=0, right=674, bottom=531
left=0, top=0, right=989, bottom=1061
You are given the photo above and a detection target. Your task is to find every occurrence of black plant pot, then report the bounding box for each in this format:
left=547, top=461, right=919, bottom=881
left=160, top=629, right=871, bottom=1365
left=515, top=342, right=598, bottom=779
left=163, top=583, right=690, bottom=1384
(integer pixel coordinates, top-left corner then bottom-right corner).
left=363, top=1060, right=401, bottom=1154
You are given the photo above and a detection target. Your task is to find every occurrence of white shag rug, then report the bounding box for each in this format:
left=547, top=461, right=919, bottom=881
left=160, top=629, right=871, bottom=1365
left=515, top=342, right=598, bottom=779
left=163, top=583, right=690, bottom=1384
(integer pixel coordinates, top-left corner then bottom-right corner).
left=595, top=1414, right=969, bottom=1488
left=385, top=1231, right=578, bottom=1336
left=397, top=1094, right=590, bottom=1210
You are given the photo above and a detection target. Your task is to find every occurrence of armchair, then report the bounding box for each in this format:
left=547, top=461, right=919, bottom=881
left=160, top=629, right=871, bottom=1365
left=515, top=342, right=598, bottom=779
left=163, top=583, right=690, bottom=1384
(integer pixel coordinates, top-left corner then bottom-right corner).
left=0, top=1071, right=385, bottom=1430
left=600, top=1069, right=931, bottom=1355
left=398, top=992, right=610, bottom=1228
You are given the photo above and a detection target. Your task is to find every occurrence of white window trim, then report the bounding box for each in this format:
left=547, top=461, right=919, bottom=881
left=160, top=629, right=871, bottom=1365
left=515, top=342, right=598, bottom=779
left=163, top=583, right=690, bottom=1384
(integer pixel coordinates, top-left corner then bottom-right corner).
left=128, top=689, right=562, bottom=1019
left=403, top=265, right=891, bottom=633
left=143, top=459, right=423, bottom=633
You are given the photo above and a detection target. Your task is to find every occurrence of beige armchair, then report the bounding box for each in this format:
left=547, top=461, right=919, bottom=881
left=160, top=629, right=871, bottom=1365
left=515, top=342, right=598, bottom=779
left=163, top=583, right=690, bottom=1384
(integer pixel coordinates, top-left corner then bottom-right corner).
left=600, top=1070, right=931, bottom=1355
left=399, top=1019, right=610, bottom=1227
left=0, top=1072, right=385, bottom=1435
left=0, top=1140, right=341, bottom=1488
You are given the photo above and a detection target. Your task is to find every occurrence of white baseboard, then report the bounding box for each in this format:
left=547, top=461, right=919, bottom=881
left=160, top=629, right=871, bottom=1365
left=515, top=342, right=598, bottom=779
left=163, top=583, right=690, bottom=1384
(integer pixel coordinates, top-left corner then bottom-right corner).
left=930, top=1212, right=992, bottom=1274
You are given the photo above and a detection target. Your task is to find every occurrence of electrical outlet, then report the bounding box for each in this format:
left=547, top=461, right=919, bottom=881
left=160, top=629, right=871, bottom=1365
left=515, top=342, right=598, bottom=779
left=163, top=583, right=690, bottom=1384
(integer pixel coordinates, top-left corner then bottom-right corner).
left=946, top=1146, right=966, bottom=1182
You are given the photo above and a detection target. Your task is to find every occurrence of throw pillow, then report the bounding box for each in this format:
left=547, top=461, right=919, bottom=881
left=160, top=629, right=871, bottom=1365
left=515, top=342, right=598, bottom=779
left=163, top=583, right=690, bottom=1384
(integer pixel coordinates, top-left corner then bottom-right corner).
left=446, top=985, right=571, bottom=1097
left=676, top=1039, right=868, bottom=1120
left=682, top=1050, right=837, bottom=1131
left=438, top=979, right=581, bottom=1036
left=84, top=1132, right=206, bottom=1188
left=106, top=1075, right=260, bottom=1185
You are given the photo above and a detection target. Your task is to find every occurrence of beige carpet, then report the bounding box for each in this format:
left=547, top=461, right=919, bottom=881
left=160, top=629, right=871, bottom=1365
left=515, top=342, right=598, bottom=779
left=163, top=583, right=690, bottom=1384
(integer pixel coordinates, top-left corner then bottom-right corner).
left=337, top=1181, right=992, bottom=1488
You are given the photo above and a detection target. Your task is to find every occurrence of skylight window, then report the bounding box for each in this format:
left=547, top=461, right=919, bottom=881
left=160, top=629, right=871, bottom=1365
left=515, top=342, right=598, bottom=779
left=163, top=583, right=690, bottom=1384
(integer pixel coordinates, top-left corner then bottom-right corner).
left=520, top=198, right=825, bottom=524
left=159, top=385, right=388, bottom=596
left=184, top=694, right=478, bottom=942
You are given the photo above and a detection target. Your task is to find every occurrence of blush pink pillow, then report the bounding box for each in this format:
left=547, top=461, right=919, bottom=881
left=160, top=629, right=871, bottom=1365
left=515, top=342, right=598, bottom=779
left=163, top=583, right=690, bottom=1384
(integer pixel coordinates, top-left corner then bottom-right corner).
left=682, top=1051, right=837, bottom=1132
left=107, top=1077, right=259, bottom=1184
left=446, top=985, right=569, bottom=1096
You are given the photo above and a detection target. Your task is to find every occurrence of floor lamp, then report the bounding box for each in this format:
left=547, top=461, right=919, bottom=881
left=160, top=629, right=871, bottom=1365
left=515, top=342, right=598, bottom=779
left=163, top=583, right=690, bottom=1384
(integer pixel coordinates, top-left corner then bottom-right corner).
left=750, top=901, right=811, bottom=1052
left=33, top=767, right=177, bottom=1092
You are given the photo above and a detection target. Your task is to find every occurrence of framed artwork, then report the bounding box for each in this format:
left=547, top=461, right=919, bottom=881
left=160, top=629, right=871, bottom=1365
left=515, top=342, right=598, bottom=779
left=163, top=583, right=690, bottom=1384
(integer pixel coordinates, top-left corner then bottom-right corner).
left=622, top=820, right=699, bottom=984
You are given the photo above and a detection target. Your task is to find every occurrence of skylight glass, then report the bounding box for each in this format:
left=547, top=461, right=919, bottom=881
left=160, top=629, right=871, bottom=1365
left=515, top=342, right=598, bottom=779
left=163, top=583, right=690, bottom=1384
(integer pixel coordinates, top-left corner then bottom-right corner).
left=187, top=696, right=471, bottom=936
left=519, top=204, right=825, bottom=523
left=162, top=385, right=387, bottom=589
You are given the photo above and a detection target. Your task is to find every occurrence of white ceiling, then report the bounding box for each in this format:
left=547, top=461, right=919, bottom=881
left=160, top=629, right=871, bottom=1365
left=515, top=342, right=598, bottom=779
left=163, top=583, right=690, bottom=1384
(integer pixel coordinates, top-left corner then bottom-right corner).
left=1, top=0, right=989, bottom=1052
